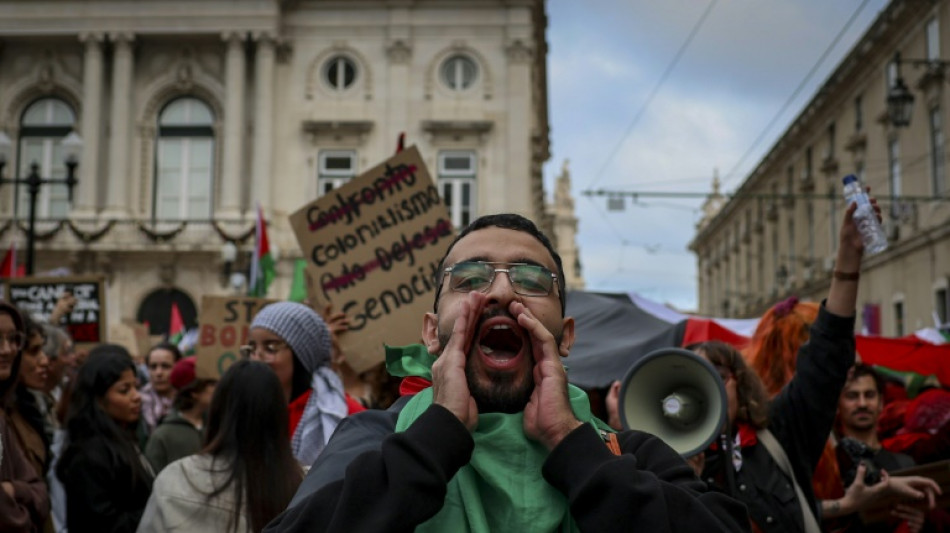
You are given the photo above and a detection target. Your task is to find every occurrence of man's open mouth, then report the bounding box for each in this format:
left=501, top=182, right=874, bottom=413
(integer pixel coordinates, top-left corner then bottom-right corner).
left=476, top=318, right=526, bottom=371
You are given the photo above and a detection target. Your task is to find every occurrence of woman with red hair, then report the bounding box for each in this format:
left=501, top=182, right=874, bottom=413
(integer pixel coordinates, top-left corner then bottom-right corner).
left=745, top=297, right=819, bottom=397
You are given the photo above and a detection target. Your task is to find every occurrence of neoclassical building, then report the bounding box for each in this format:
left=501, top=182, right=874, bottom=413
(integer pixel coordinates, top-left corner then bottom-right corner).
left=0, top=0, right=578, bottom=333
left=690, top=0, right=950, bottom=336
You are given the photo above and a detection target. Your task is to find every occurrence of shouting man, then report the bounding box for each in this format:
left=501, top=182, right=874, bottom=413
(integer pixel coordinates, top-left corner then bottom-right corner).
left=266, top=213, right=749, bottom=532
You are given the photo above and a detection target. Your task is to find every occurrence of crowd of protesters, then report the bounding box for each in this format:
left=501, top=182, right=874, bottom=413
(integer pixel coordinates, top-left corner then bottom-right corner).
left=0, top=287, right=398, bottom=533
left=1, top=204, right=948, bottom=533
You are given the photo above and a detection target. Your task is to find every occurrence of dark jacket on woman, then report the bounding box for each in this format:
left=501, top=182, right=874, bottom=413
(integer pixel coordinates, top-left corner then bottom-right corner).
left=1, top=416, right=49, bottom=533
left=8, top=386, right=50, bottom=477
left=58, top=434, right=154, bottom=533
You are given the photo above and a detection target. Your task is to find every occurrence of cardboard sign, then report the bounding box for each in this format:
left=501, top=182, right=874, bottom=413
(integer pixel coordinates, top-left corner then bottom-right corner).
left=289, top=146, right=455, bottom=372
left=109, top=321, right=151, bottom=361
left=4, top=275, right=107, bottom=349
left=194, top=295, right=274, bottom=379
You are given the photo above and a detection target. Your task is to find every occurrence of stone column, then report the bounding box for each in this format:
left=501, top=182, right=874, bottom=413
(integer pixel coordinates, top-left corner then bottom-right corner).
left=251, top=33, right=274, bottom=211
left=104, top=32, right=134, bottom=216
left=386, top=36, right=412, bottom=154
left=219, top=31, right=246, bottom=219
left=75, top=32, right=104, bottom=217
left=386, top=8, right=412, bottom=153
left=504, top=39, right=533, bottom=213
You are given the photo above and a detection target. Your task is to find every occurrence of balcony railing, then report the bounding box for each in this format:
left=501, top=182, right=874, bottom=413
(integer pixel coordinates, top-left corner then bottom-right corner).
left=0, top=216, right=258, bottom=251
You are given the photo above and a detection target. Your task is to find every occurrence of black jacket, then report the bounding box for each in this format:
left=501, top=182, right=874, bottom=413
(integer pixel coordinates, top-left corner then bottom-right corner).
left=701, top=304, right=856, bottom=532
left=57, top=435, right=153, bottom=533
left=266, top=398, right=749, bottom=532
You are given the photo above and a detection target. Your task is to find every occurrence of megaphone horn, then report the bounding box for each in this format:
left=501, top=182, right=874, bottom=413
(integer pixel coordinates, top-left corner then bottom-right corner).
left=617, top=347, right=727, bottom=457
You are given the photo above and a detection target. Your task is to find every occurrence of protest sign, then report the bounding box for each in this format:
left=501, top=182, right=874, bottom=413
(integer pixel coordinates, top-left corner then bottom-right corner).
left=289, top=146, right=455, bottom=372
left=4, top=275, right=107, bottom=349
left=194, top=295, right=274, bottom=379
left=109, top=321, right=151, bottom=360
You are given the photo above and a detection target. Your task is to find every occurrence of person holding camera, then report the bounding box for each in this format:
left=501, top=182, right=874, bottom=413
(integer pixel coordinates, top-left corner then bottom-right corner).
left=821, top=363, right=940, bottom=533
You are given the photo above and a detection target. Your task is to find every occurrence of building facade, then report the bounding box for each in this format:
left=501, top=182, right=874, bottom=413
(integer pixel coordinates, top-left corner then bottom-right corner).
left=0, top=0, right=572, bottom=333
left=690, top=0, right=950, bottom=336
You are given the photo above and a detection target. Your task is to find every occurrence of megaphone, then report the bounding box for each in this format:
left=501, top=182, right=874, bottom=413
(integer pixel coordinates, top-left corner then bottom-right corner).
left=618, top=347, right=727, bottom=457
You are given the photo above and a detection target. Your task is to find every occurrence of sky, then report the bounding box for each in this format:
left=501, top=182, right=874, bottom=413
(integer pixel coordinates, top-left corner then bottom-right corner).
left=542, top=0, right=891, bottom=311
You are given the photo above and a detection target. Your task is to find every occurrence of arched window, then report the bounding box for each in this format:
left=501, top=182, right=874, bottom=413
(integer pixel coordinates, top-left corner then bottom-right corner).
left=323, top=56, right=357, bottom=91
left=440, top=55, right=478, bottom=91
left=136, top=288, right=198, bottom=336
left=155, top=97, right=214, bottom=220
left=17, top=98, right=76, bottom=218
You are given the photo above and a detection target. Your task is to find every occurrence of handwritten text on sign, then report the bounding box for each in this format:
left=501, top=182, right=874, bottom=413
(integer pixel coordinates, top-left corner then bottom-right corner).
left=290, top=146, right=455, bottom=372
left=194, top=296, right=273, bottom=379
left=4, top=276, right=106, bottom=346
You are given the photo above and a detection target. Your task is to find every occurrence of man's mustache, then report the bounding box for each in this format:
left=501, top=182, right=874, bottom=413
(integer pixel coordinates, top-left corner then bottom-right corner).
left=478, top=308, right=516, bottom=323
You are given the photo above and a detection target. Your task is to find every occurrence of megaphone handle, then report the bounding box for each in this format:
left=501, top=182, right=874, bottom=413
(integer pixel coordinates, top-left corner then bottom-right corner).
left=718, top=431, right=738, bottom=499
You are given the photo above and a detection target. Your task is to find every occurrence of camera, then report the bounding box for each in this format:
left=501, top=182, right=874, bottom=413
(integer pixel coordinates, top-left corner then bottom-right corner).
left=837, top=437, right=882, bottom=487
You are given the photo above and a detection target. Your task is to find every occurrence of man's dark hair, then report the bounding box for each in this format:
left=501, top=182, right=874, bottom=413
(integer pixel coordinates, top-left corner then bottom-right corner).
left=433, top=213, right=566, bottom=315
left=146, top=341, right=183, bottom=365
left=846, top=363, right=886, bottom=397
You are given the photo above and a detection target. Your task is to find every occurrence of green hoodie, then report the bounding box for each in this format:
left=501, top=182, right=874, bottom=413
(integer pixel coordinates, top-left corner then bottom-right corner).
left=387, top=344, right=614, bottom=533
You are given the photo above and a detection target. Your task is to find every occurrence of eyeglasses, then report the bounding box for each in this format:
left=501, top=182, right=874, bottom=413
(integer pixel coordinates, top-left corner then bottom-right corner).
left=239, top=340, right=288, bottom=361
left=0, top=331, right=26, bottom=351
left=441, top=261, right=558, bottom=297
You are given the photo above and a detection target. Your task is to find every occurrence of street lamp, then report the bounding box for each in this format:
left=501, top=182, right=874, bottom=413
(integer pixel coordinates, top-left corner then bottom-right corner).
left=887, top=51, right=950, bottom=128
left=0, top=131, right=83, bottom=275
left=219, top=240, right=238, bottom=288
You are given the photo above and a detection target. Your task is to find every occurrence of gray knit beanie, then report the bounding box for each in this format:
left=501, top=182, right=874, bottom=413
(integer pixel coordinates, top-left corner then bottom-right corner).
left=250, top=302, right=331, bottom=373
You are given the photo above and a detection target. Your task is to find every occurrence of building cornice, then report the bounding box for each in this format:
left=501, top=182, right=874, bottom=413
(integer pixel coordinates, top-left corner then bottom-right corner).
left=301, top=120, right=374, bottom=143
left=421, top=120, right=493, bottom=143
left=0, top=1, right=279, bottom=37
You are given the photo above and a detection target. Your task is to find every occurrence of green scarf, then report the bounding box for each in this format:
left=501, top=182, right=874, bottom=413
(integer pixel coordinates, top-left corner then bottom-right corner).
left=386, top=344, right=613, bottom=533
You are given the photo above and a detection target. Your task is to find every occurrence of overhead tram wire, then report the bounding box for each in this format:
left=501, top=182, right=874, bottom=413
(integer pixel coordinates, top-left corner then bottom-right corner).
left=580, top=0, right=717, bottom=261
left=719, top=0, right=873, bottom=190
left=583, top=0, right=718, bottom=191
left=584, top=193, right=634, bottom=246
left=581, top=190, right=947, bottom=204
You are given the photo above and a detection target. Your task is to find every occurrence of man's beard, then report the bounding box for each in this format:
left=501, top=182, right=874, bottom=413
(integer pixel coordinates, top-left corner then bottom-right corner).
left=466, top=363, right=534, bottom=414
left=437, top=312, right=561, bottom=414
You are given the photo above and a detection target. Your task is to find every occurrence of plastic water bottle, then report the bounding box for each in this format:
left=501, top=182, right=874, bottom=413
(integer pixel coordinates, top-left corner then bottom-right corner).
left=842, top=174, right=888, bottom=255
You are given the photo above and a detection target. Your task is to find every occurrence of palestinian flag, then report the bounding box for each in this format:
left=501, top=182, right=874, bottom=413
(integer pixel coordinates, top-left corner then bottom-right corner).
left=248, top=204, right=276, bottom=297
left=1, top=241, right=25, bottom=279
left=168, top=302, right=185, bottom=344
